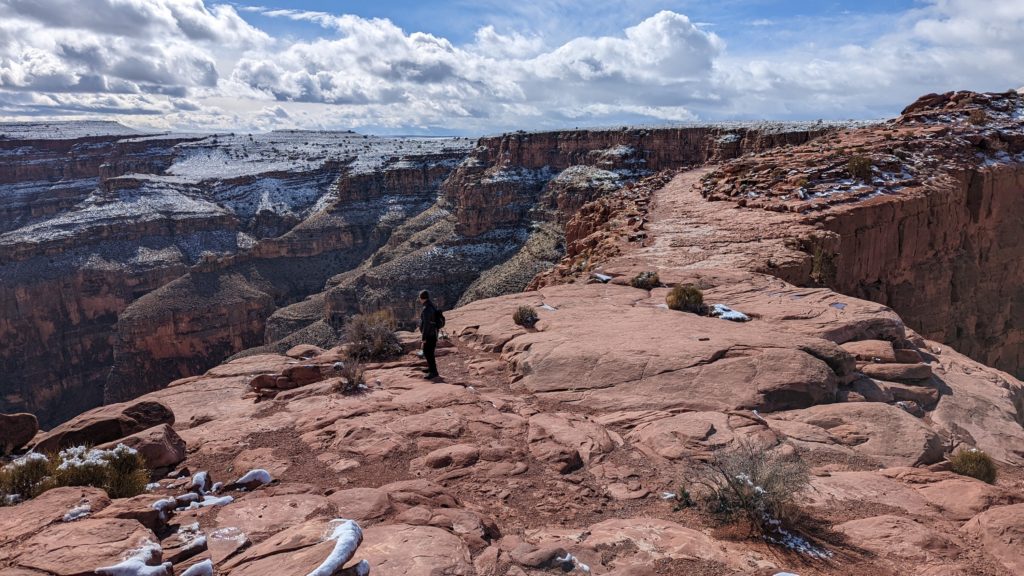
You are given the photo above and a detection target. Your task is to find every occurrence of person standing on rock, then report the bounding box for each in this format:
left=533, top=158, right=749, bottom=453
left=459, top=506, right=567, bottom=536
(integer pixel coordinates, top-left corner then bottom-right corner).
left=419, top=290, right=440, bottom=379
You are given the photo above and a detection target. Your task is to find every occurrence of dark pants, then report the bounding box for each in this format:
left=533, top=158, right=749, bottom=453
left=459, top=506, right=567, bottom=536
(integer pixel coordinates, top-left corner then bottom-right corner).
left=423, top=335, right=438, bottom=376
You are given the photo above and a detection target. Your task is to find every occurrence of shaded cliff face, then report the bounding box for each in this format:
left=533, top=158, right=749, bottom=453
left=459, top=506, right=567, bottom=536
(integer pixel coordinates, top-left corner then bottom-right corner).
left=0, top=122, right=472, bottom=425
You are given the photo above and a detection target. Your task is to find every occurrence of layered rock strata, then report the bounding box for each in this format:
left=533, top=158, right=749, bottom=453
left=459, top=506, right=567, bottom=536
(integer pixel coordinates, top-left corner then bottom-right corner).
left=0, top=123, right=471, bottom=424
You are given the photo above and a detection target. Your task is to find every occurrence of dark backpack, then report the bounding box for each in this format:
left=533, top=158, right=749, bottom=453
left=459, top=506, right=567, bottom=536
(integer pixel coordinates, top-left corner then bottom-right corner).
left=435, top=309, right=446, bottom=328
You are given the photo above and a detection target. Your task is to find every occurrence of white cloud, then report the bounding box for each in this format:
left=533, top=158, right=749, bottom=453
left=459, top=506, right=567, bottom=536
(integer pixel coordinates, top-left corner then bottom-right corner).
left=0, top=0, right=1021, bottom=131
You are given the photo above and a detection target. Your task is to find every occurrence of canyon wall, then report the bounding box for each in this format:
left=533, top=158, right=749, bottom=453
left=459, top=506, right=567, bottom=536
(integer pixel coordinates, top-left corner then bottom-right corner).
left=0, top=124, right=471, bottom=425
left=687, top=91, right=1024, bottom=380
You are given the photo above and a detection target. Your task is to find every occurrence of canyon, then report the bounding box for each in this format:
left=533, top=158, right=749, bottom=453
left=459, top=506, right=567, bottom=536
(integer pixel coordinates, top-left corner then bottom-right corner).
left=0, top=119, right=831, bottom=425
left=0, top=90, right=1023, bottom=575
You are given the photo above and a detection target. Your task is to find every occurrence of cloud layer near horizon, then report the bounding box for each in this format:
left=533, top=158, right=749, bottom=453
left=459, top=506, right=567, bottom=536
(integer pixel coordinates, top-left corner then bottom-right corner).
left=0, top=0, right=1021, bottom=133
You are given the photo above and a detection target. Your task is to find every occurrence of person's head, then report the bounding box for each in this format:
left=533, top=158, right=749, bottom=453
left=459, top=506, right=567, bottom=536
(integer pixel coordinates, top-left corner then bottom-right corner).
left=419, top=290, right=430, bottom=304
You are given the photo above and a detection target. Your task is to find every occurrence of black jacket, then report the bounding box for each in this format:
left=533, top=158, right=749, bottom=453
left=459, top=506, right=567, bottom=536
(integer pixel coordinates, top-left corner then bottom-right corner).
left=420, top=300, right=439, bottom=339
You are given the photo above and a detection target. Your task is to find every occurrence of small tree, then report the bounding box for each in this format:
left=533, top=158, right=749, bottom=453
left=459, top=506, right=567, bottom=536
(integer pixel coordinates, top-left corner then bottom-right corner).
left=666, top=284, right=706, bottom=314
left=847, top=155, right=873, bottom=181
left=950, top=448, right=997, bottom=484
left=513, top=305, right=539, bottom=328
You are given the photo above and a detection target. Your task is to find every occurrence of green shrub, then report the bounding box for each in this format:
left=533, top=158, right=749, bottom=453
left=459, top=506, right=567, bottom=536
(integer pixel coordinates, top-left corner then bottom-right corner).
left=685, top=440, right=811, bottom=534
left=513, top=305, right=539, bottom=328
left=630, top=271, right=661, bottom=290
left=345, top=310, right=402, bottom=361
left=847, top=155, right=873, bottom=181
left=950, top=448, right=997, bottom=484
left=0, top=453, right=53, bottom=501
left=666, top=284, right=706, bottom=314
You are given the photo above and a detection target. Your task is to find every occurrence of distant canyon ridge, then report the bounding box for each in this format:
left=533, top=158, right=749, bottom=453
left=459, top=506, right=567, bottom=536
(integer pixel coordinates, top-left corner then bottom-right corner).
left=2, top=90, right=1022, bottom=426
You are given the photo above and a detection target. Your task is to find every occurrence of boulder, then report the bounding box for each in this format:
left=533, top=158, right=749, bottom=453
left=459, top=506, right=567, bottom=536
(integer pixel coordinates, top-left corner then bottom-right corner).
left=961, top=503, right=1024, bottom=574
left=420, top=444, right=480, bottom=470
left=98, top=423, right=186, bottom=471
left=327, top=488, right=393, bottom=522
left=841, top=340, right=897, bottom=363
left=860, top=362, right=933, bottom=382
left=33, top=400, right=174, bottom=454
left=282, top=364, right=324, bottom=387
left=0, top=413, right=38, bottom=455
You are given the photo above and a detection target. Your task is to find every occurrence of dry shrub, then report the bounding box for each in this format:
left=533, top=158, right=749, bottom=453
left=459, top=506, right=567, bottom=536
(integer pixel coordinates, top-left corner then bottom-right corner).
left=0, top=444, right=149, bottom=503
left=0, top=453, right=53, bottom=502
left=345, top=310, right=402, bottom=361
left=101, top=446, right=149, bottom=499
left=513, top=305, right=539, bottom=327
left=684, top=440, right=811, bottom=533
left=54, top=445, right=148, bottom=499
left=332, top=358, right=365, bottom=395
left=630, top=271, right=661, bottom=290
left=666, top=284, right=706, bottom=314
left=950, top=448, right=997, bottom=484
left=847, top=155, right=873, bottom=181
left=968, top=109, right=988, bottom=125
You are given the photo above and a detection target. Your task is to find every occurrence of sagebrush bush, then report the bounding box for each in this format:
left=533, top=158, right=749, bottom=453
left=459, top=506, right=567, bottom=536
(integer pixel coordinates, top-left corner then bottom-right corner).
left=630, top=271, right=661, bottom=290
left=345, top=310, right=402, bottom=361
left=950, top=448, right=997, bottom=484
left=0, top=444, right=149, bottom=503
left=847, top=155, right=873, bottom=181
left=513, top=305, right=539, bottom=327
left=0, top=453, right=53, bottom=501
left=684, top=440, right=811, bottom=533
left=666, top=284, right=706, bottom=314
left=54, top=445, right=148, bottom=498
left=968, top=109, right=988, bottom=125
left=332, top=357, right=365, bottom=395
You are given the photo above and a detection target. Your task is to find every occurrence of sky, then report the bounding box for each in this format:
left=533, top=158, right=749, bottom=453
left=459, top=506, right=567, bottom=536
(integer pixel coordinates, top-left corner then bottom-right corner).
left=0, top=0, right=1021, bottom=135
